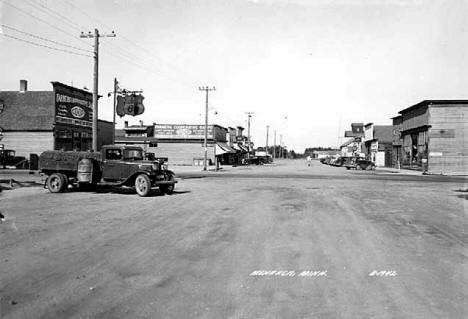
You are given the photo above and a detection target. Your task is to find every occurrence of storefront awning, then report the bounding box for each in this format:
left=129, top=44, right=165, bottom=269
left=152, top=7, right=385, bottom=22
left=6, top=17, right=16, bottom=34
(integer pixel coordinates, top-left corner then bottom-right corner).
left=239, top=145, right=249, bottom=152
left=232, top=144, right=243, bottom=151
left=216, top=142, right=236, bottom=154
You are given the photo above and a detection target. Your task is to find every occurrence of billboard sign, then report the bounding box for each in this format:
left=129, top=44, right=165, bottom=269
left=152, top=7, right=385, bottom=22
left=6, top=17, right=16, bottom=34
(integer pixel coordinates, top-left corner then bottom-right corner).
left=53, top=82, right=93, bottom=128
left=154, top=124, right=213, bottom=139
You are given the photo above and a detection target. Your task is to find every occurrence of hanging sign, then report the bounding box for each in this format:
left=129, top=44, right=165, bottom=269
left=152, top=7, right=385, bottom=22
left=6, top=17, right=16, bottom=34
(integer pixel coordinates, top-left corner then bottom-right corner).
left=116, top=94, right=145, bottom=117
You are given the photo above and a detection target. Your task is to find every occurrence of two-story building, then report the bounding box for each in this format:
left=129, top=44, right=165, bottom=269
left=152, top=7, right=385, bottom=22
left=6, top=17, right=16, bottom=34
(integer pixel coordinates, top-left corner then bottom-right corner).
left=362, top=123, right=393, bottom=167
left=0, top=80, right=112, bottom=157
left=343, top=123, right=364, bottom=156
left=391, top=115, right=403, bottom=168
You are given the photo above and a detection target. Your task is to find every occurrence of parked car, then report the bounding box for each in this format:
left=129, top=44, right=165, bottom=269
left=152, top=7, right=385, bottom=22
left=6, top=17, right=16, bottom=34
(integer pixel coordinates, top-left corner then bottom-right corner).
left=332, top=156, right=355, bottom=167
left=0, top=149, right=27, bottom=169
left=344, top=157, right=376, bottom=170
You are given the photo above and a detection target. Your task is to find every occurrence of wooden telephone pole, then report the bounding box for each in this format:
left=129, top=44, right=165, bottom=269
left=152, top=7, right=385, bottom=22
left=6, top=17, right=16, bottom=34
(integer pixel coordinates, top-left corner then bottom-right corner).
left=80, top=29, right=116, bottom=151
left=245, top=112, right=254, bottom=158
left=199, top=86, right=216, bottom=171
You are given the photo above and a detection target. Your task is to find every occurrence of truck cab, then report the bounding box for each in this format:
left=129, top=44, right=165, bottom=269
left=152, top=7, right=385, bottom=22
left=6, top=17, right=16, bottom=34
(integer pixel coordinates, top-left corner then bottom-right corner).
left=98, top=145, right=175, bottom=195
left=101, top=146, right=147, bottom=181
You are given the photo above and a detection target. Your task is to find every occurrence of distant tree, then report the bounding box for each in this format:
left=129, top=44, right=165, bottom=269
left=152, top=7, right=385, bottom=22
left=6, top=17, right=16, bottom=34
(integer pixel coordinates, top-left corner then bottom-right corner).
left=304, top=146, right=338, bottom=155
left=289, top=150, right=298, bottom=158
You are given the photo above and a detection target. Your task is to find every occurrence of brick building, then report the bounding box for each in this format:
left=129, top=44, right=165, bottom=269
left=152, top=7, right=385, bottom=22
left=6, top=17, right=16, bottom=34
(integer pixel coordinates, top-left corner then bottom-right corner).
left=0, top=80, right=112, bottom=156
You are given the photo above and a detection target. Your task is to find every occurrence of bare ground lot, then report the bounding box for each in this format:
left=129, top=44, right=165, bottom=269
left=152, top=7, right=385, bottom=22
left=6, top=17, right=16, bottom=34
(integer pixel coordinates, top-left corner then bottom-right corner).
left=1, top=160, right=467, bottom=318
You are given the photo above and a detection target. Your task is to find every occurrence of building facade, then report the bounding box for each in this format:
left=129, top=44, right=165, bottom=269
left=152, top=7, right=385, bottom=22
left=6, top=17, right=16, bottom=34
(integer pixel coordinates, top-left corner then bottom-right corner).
left=397, top=100, right=468, bottom=174
left=391, top=115, right=403, bottom=168
left=152, top=124, right=234, bottom=166
left=0, top=80, right=112, bottom=157
left=343, top=123, right=364, bottom=156
left=362, top=123, right=393, bottom=167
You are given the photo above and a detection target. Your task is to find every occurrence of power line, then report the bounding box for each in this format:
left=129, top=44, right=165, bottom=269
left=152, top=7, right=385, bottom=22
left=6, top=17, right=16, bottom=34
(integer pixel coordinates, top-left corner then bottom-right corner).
left=20, top=0, right=147, bottom=67
left=26, top=0, right=86, bottom=32
left=61, top=0, right=200, bottom=84
left=5, top=0, right=199, bottom=91
left=1, top=24, right=93, bottom=53
left=2, top=0, right=92, bottom=48
left=101, top=48, right=195, bottom=90
left=0, top=33, right=92, bottom=58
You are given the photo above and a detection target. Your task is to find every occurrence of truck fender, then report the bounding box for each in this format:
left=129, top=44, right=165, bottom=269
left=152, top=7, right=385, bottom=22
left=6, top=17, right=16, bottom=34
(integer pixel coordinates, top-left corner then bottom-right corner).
left=121, top=171, right=153, bottom=186
left=164, top=170, right=175, bottom=178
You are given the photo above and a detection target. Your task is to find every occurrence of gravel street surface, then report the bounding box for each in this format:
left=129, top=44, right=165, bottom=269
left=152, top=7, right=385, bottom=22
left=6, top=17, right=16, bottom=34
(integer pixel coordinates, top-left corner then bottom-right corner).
left=0, top=160, right=467, bottom=318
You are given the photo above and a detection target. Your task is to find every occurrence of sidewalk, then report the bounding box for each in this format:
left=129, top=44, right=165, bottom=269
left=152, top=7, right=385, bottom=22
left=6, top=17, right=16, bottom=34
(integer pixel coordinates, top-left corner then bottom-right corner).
left=374, top=166, right=424, bottom=176
left=0, top=169, right=43, bottom=190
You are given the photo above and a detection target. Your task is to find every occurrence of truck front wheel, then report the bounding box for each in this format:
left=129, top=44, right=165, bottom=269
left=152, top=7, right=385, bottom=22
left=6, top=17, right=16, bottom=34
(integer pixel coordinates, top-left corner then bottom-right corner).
left=47, top=173, right=66, bottom=193
left=160, top=175, right=175, bottom=195
left=135, top=174, right=151, bottom=197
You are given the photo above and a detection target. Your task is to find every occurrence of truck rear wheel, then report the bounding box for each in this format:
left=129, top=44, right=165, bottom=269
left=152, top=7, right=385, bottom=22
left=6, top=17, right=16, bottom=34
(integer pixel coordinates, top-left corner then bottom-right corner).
left=47, top=173, right=66, bottom=193
left=135, top=174, right=151, bottom=197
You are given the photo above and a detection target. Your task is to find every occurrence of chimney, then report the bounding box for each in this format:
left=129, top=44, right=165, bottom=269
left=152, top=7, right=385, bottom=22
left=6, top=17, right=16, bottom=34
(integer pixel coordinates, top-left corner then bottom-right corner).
left=124, top=121, right=128, bottom=128
left=19, top=80, right=28, bottom=93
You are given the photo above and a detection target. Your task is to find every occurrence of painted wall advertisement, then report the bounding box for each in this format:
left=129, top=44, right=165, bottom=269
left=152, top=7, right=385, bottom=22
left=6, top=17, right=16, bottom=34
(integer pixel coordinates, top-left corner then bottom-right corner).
left=53, top=82, right=93, bottom=128
left=154, top=124, right=213, bottom=139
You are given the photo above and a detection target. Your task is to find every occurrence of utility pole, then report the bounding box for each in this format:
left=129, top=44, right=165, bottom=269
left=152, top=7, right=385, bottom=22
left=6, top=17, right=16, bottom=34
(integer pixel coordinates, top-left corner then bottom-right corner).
left=273, top=129, right=276, bottom=161
left=280, top=134, right=283, bottom=159
left=80, top=29, right=116, bottom=151
left=245, top=112, right=254, bottom=158
left=199, top=86, right=216, bottom=171
left=112, top=78, right=118, bottom=144
left=266, top=125, right=270, bottom=156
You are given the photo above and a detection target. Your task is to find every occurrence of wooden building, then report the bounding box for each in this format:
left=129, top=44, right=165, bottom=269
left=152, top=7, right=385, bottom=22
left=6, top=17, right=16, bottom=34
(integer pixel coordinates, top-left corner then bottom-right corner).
left=0, top=80, right=112, bottom=157
left=343, top=123, right=364, bottom=157
left=362, top=123, right=393, bottom=167
left=391, top=115, right=403, bottom=168
left=397, top=100, right=468, bottom=175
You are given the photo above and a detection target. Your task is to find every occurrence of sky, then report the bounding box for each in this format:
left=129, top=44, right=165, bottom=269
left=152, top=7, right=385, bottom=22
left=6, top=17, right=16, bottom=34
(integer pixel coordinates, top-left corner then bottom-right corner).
left=0, top=0, right=466, bottom=152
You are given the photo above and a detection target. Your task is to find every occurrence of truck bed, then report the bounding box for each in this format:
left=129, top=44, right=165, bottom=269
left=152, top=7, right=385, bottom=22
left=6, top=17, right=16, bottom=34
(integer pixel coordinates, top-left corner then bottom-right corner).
left=39, top=151, right=101, bottom=172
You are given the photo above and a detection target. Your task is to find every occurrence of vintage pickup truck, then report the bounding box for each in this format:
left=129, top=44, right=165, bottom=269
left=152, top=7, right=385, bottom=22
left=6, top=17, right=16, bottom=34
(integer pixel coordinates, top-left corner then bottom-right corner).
left=39, top=145, right=176, bottom=197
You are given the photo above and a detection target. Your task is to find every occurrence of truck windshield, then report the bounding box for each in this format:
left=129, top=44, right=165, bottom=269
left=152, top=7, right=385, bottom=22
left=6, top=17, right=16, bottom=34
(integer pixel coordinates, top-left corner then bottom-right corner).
left=123, top=149, right=143, bottom=160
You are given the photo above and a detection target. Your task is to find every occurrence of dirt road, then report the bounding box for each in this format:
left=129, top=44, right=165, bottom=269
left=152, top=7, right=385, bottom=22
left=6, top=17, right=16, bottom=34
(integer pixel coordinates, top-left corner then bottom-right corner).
left=1, top=160, right=466, bottom=318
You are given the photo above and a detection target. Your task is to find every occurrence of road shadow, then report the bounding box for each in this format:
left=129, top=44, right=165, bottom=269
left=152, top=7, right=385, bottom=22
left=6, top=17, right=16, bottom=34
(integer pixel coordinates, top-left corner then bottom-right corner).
left=65, top=185, right=189, bottom=197
left=178, top=175, right=206, bottom=180
left=171, top=190, right=191, bottom=195
left=453, top=189, right=468, bottom=200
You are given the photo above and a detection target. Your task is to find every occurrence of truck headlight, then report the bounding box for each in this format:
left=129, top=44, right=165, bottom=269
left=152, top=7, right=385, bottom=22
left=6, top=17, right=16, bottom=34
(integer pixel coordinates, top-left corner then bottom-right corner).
left=162, top=164, right=168, bottom=170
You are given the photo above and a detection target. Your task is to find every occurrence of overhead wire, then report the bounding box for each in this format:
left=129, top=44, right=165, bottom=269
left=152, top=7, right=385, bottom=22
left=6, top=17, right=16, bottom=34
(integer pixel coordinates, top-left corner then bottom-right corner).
left=1, top=0, right=92, bottom=48
left=25, top=0, right=87, bottom=32
left=101, top=49, right=196, bottom=90
left=0, top=33, right=92, bottom=58
left=60, top=0, right=201, bottom=85
left=4, top=0, right=204, bottom=92
left=1, top=24, right=93, bottom=53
